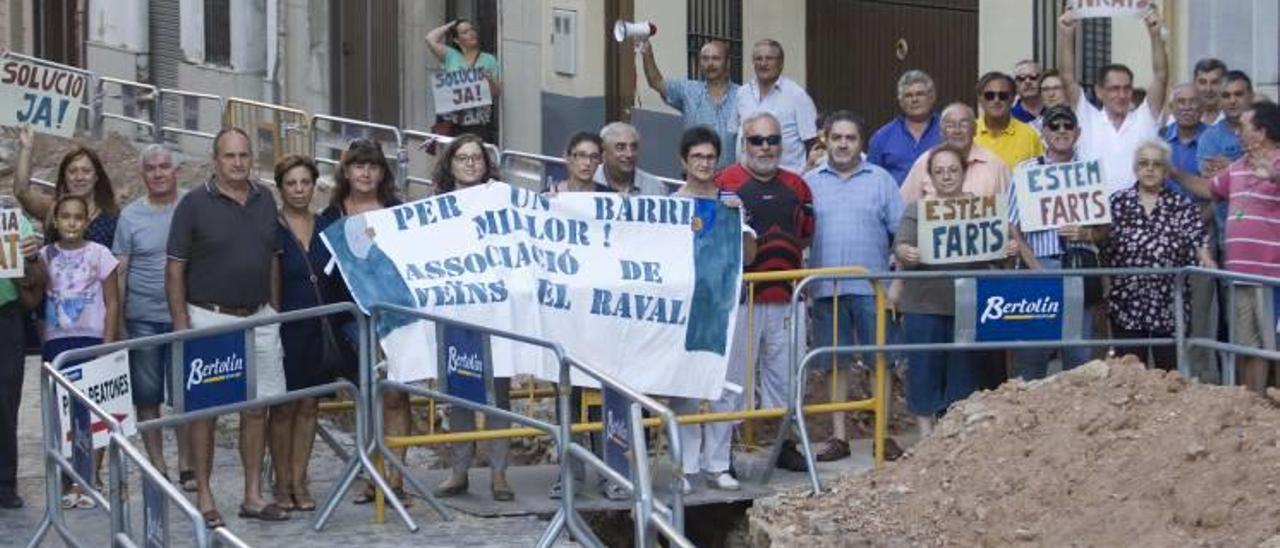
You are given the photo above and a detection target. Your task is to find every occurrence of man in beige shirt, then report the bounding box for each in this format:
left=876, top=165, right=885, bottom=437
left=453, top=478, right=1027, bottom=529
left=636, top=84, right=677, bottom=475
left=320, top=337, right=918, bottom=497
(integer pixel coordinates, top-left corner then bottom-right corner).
left=899, top=102, right=1011, bottom=203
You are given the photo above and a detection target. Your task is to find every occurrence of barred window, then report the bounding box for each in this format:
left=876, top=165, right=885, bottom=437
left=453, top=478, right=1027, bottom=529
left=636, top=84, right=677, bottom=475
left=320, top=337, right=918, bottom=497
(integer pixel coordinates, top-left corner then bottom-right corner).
left=1079, top=17, right=1112, bottom=91
left=686, top=0, right=743, bottom=84
left=204, top=0, right=231, bottom=66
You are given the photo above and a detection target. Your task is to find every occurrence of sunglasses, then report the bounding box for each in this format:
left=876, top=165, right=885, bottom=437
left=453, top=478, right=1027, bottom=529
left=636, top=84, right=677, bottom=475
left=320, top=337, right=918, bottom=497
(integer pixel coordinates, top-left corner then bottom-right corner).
left=982, top=91, right=1013, bottom=102
left=745, top=134, right=782, bottom=146
left=1046, top=121, right=1076, bottom=132
left=1015, top=74, right=1040, bottom=82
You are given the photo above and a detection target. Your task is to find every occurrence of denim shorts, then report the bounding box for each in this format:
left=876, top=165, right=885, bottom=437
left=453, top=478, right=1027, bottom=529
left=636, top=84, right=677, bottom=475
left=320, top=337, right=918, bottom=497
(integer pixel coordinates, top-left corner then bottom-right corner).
left=126, top=320, right=173, bottom=407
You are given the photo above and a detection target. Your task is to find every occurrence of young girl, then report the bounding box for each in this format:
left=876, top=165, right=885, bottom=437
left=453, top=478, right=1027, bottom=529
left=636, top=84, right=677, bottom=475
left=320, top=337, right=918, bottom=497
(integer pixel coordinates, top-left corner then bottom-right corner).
left=38, top=195, right=120, bottom=509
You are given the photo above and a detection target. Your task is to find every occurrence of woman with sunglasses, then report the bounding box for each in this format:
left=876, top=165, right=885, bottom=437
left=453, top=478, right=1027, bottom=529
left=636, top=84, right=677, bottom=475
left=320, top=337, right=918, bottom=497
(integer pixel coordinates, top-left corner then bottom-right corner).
left=427, top=134, right=517, bottom=502
left=1104, top=139, right=1214, bottom=371
left=425, top=19, right=502, bottom=144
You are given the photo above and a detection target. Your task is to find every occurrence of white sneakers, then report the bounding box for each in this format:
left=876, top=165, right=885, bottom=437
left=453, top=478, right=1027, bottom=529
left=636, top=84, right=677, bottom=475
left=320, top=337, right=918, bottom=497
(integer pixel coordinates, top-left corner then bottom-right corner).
left=707, top=471, right=740, bottom=491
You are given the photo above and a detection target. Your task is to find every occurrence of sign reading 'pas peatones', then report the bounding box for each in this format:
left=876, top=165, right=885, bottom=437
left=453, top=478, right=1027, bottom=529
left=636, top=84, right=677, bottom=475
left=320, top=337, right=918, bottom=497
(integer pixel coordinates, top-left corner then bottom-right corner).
left=0, top=57, right=86, bottom=138
left=321, top=182, right=745, bottom=400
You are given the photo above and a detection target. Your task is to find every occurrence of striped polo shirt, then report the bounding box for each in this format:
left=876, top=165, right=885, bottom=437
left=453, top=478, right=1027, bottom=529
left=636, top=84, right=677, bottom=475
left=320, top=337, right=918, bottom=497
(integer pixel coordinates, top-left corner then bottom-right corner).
left=1210, top=151, right=1280, bottom=277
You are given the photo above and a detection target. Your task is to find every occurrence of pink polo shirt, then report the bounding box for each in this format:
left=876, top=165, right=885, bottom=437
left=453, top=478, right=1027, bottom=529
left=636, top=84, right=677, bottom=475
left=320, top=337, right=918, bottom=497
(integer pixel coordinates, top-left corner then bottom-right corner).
left=899, top=143, right=1011, bottom=203
left=1211, top=151, right=1280, bottom=277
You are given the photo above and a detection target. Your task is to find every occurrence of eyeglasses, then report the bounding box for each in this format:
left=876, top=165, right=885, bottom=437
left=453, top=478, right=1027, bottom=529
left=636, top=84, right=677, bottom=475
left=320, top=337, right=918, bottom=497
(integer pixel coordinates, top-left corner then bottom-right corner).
left=745, top=134, right=782, bottom=147
left=452, top=154, right=486, bottom=165
left=686, top=153, right=718, bottom=165
left=1136, top=159, right=1167, bottom=169
left=1015, top=74, right=1040, bottom=82
left=982, top=91, right=1013, bottom=102
left=570, top=151, right=602, bottom=162
left=1046, top=121, right=1076, bottom=132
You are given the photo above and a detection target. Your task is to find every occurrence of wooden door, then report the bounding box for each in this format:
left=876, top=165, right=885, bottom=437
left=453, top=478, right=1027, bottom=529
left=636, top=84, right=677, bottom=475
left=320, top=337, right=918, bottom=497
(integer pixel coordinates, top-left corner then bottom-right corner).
left=806, top=0, right=978, bottom=132
left=331, top=0, right=402, bottom=125
left=605, top=0, right=636, bottom=123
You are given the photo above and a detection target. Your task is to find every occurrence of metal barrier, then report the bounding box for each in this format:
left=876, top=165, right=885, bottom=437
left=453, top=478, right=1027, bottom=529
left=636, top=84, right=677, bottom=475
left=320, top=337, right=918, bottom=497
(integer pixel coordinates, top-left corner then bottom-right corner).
left=397, top=130, right=503, bottom=196
left=1, top=51, right=96, bottom=136
left=93, top=76, right=157, bottom=138
left=311, top=115, right=404, bottom=189
left=1184, top=267, right=1280, bottom=385
left=29, top=303, right=389, bottom=547
left=222, top=98, right=311, bottom=184
left=368, top=303, right=691, bottom=547
left=499, top=150, right=567, bottom=192
left=157, top=88, right=225, bottom=143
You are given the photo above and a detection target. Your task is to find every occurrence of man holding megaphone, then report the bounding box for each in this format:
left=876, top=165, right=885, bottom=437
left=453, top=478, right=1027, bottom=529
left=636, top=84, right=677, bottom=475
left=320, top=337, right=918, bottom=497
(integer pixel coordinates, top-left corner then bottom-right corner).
left=637, top=36, right=740, bottom=170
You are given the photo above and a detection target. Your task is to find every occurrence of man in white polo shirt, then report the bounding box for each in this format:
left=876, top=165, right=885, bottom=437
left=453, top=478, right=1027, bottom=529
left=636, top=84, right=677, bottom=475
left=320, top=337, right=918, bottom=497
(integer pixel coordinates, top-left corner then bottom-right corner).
left=1057, top=5, right=1169, bottom=194
left=736, top=38, right=818, bottom=174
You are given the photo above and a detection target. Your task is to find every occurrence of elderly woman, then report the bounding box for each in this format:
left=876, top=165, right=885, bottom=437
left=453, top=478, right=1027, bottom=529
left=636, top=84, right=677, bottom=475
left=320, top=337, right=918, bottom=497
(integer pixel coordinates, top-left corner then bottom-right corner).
left=1104, top=139, right=1214, bottom=371
left=894, top=144, right=1017, bottom=434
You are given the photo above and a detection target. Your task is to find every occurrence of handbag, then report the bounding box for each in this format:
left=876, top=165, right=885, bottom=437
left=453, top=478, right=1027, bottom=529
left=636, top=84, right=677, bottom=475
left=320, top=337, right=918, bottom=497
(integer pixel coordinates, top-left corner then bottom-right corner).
left=282, top=217, right=355, bottom=377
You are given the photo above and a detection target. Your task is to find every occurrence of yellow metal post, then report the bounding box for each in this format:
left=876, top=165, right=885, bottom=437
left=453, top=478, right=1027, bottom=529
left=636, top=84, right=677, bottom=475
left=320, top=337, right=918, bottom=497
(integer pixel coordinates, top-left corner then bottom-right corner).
left=873, top=281, right=887, bottom=468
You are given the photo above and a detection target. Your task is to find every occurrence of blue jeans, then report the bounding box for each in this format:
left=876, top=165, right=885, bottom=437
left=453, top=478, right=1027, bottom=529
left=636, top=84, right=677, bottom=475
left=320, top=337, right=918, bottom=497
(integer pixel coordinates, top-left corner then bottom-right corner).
left=903, top=314, right=975, bottom=417
left=811, top=294, right=877, bottom=367
left=1013, top=257, right=1095, bottom=380
left=126, top=320, right=173, bottom=407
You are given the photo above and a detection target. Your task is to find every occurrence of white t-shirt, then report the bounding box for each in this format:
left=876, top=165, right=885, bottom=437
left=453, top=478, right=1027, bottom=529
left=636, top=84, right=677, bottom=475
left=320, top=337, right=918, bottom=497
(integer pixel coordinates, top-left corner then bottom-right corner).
left=1075, top=92, right=1159, bottom=195
left=736, top=77, right=819, bottom=174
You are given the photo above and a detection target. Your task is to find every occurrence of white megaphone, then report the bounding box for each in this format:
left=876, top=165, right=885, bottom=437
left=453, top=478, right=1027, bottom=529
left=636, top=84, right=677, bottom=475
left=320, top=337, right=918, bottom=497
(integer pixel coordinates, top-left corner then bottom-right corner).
left=613, top=20, right=656, bottom=42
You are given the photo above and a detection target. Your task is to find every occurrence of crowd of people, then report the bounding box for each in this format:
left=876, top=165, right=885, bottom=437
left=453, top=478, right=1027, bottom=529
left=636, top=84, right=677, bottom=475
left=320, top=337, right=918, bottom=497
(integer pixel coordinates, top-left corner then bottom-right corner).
left=0, top=7, right=1276, bottom=526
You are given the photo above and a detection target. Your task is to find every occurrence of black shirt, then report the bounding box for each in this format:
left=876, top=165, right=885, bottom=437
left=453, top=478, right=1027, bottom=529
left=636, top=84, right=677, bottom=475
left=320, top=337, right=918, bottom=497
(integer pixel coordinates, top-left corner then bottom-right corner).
left=167, top=179, right=280, bottom=308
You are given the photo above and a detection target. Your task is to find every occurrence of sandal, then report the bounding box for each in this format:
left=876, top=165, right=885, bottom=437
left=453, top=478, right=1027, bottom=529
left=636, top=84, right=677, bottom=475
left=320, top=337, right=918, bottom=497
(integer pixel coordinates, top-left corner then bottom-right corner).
left=352, top=485, right=376, bottom=505
left=179, top=470, right=197, bottom=493
left=815, top=438, right=851, bottom=462
left=292, top=486, right=316, bottom=512
left=392, top=487, right=414, bottom=508
left=883, top=437, right=905, bottom=462
left=492, top=484, right=515, bottom=502
left=202, top=510, right=225, bottom=529
left=238, top=502, right=291, bottom=522
left=433, top=478, right=469, bottom=498
left=272, top=485, right=296, bottom=511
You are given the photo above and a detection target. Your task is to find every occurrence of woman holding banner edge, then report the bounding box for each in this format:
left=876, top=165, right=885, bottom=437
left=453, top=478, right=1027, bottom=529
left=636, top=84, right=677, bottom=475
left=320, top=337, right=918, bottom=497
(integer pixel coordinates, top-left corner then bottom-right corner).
left=893, top=144, right=1018, bottom=434
left=425, top=19, right=502, bottom=144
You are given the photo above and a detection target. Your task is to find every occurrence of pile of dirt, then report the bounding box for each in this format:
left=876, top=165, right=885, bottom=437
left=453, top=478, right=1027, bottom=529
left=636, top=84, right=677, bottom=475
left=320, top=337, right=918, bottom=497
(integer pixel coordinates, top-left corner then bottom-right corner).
left=750, top=357, right=1280, bottom=547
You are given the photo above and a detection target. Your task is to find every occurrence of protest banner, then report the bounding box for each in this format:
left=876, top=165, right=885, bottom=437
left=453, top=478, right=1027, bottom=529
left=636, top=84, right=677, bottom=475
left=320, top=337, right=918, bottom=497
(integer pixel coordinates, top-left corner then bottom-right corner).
left=918, top=195, right=1009, bottom=265
left=57, top=350, right=137, bottom=456
left=431, top=68, right=493, bottom=115
left=1067, top=0, right=1151, bottom=18
left=1013, top=158, right=1111, bottom=232
left=321, top=182, right=744, bottom=400
left=0, top=207, right=23, bottom=278
left=0, top=58, right=86, bottom=138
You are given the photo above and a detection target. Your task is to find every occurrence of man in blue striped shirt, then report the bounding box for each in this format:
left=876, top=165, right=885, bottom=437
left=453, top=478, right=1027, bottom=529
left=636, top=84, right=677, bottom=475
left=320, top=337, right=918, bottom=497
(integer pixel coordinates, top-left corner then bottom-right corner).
left=1008, top=105, right=1105, bottom=380
left=804, top=110, right=904, bottom=460
left=640, top=39, right=740, bottom=169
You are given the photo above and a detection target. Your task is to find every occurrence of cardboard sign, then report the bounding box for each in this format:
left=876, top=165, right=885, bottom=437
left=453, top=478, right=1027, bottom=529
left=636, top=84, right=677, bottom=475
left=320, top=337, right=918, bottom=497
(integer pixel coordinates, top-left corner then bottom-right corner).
left=438, top=324, right=491, bottom=405
left=143, top=474, right=168, bottom=548
left=1013, top=159, right=1111, bottom=232
left=431, top=68, right=493, bottom=115
left=918, top=195, right=1009, bottom=264
left=1067, top=0, right=1151, bottom=18
left=0, top=208, right=23, bottom=278
left=57, top=350, right=137, bottom=455
left=0, top=58, right=86, bottom=137
left=602, top=385, right=633, bottom=482
left=174, top=330, right=252, bottom=412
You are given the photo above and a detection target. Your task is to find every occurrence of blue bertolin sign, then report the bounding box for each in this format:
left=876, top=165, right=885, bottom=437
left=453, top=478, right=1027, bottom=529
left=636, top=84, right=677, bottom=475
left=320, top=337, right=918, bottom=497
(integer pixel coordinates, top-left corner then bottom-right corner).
left=956, top=277, right=1082, bottom=343
left=438, top=325, right=491, bottom=405
left=602, top=386, right=632, bottom=481
left=173, top=330, right=253, bottom=412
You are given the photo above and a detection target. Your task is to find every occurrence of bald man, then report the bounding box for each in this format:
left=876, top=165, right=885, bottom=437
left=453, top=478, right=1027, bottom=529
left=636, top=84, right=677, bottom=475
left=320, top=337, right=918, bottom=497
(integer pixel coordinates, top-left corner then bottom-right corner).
left=899, top=103, right=1012, bottom=203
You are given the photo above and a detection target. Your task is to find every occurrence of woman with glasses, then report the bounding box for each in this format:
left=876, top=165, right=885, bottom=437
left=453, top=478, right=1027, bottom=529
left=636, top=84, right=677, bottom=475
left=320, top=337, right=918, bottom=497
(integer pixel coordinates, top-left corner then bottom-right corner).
left=1104, top=139, right=1213, bottom=371
left=427, top=134, right=517, bottom=502
left=551, top=131, right=609, bottom=193
left=321, top=140, right=413, bottom=506
left=894, top=144, right=1018, bottom=434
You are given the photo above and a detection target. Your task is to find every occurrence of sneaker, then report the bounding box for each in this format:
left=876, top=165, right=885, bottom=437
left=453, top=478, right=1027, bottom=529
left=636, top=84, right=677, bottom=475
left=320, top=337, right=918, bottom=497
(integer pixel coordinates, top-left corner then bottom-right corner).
left=601, top=481, right=630, bottom=501
left=677, top=475, right=693, bottom=495
left=815, top=438, right=851, bottom=462
left=0, top=489, right=23, bottom=509
left=706, top=472, right=740, bottom=491
left=775, top=440, right=809, bottom=472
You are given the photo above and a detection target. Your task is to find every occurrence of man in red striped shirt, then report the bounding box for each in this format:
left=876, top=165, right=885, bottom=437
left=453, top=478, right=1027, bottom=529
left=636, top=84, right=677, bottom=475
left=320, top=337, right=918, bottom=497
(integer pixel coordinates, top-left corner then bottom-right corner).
left=716, top=111, right=814, bottom=470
